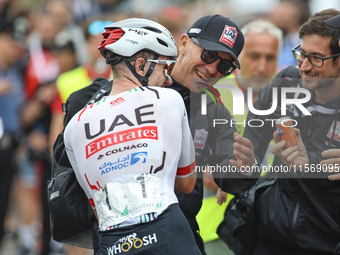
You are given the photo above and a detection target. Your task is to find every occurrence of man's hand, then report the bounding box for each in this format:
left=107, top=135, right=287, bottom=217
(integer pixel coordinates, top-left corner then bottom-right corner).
left=271, top=128, right=308, bottom=171
left=321, top=149, right=340, bottom=181
left=216, top=188, right=227, bottom=205
left=229, top=132, right=255, bottom=170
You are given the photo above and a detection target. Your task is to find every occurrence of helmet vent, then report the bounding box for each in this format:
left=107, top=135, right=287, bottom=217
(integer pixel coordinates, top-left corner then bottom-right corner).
left=142, top=26, right=162, bottom=34
left=157, top=38, right=168, bottom=47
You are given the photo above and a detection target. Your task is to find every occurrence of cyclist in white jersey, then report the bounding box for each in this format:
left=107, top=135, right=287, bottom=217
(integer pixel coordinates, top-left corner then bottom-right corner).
left=64, top=18, right=201, bottom=254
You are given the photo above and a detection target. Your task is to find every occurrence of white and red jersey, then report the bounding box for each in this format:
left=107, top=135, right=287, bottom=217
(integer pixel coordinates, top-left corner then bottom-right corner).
left=64, top=86, right=195, bottom=231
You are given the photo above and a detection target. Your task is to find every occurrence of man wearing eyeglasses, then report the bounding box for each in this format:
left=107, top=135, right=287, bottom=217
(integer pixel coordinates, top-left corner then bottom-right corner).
left=243, top=9, right=340, bottom=255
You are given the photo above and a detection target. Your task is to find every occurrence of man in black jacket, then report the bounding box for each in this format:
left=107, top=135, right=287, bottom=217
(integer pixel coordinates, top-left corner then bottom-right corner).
left=243, top=9, right=340, bottom=255
left=53, top=15, right=261, bottom=255
left=168, top=15, right=261, bottom=254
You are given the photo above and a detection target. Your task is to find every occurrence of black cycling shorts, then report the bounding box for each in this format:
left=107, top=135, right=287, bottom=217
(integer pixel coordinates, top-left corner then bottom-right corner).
left=98, top=203, right=201, bottom=255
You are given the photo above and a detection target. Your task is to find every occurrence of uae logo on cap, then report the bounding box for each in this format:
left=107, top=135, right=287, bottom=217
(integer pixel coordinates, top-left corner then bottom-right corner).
left=220, top=25, right=238, bottom=48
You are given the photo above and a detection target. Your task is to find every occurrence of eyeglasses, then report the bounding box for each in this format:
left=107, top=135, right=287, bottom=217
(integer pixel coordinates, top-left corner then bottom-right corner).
left=292, top=43, right=340, bottom=68
left=127, top=58, right=176, bottom=79
left=145, top=59, right=176, bottom=79
left=145, top=59, right=176, bottom=76
left=192, top=38, right=236, bottom=75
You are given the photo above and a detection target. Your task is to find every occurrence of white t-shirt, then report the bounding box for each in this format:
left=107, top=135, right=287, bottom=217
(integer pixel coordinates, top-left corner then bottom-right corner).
left=64, top=86, right=195, bottom=231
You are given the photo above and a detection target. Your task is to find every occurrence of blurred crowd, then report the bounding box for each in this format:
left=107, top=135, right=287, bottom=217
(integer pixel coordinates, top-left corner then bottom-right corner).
left=0, top=0, right=339, bottom=255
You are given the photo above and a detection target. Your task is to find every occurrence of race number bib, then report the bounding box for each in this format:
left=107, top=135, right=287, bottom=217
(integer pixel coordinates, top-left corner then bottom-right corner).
left=95, top=181, right=128, bottom=228
left=124, top=174, right=162, bottom=218
left=94, top=174, right=162, bottom=229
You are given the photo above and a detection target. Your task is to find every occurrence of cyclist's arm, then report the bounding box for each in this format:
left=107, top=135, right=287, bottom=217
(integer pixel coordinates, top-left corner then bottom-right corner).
left=175, top=98, right=197, bottom=193
left=175, top=171, right=196, bottom=193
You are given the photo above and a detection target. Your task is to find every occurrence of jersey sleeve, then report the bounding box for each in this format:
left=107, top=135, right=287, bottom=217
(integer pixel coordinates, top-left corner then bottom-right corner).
left=64, top=122, right=95, bottom=208
left=176, top=106, right=196, bottom=178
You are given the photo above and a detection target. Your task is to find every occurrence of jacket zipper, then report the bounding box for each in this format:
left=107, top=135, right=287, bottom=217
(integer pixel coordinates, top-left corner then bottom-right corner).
left=291, top=195, right=300, bottom=244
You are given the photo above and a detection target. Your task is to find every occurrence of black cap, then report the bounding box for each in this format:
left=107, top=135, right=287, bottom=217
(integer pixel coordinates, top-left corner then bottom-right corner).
left=187, top=15, right=244, bottom=69
left=324, top=14, right=340, bottom=28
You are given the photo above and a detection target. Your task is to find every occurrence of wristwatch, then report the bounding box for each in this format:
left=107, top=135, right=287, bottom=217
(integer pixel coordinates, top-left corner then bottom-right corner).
left=239, top=157, right=258, bottom=176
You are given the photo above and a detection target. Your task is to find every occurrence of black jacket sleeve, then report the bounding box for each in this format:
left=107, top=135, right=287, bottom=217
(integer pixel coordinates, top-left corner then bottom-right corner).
left=53, top=78, right=112, bottom=168
left=63, top=77, right=112, bottom=126
left=207, top=102, right=261, bottom=194
left=296, top=152, right=340, bottom=191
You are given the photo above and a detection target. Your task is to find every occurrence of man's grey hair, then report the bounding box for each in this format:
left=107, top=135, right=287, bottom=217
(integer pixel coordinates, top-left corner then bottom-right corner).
left=241, top=19, right=283, bottom=51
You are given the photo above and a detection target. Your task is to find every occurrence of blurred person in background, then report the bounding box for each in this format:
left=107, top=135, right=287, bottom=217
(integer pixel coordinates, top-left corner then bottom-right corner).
left=18, top=9, right=62, bottom=255
left=219, top=19, right=282, bottom=134
left=269, top=0, right=310, bottom=70
left=17, top=5, right=81, bottom=254
left=46, top=0, right=87, bottom=66
left=68, top=0, right=124, bottom=24
left=219, top=18, right=282, bottom=166
left=0, top=19, right=25, bottom=250
left=48, top=30, right=86, bottom=255
left=156, top=5, right=187, bottom=47
left=49, top=18, right=113, bottom=149
left=49, top=30, right=90, bottom=255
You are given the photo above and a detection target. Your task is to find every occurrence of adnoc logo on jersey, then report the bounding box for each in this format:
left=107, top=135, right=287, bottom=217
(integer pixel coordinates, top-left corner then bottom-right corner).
left=98, top=152, right=148, bottom=175
left=130, top=152, right=148, bottom=165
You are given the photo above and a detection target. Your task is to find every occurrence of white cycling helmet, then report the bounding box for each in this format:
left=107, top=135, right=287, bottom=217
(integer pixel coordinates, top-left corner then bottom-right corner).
left=98, top=18, right=178, bottom=58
